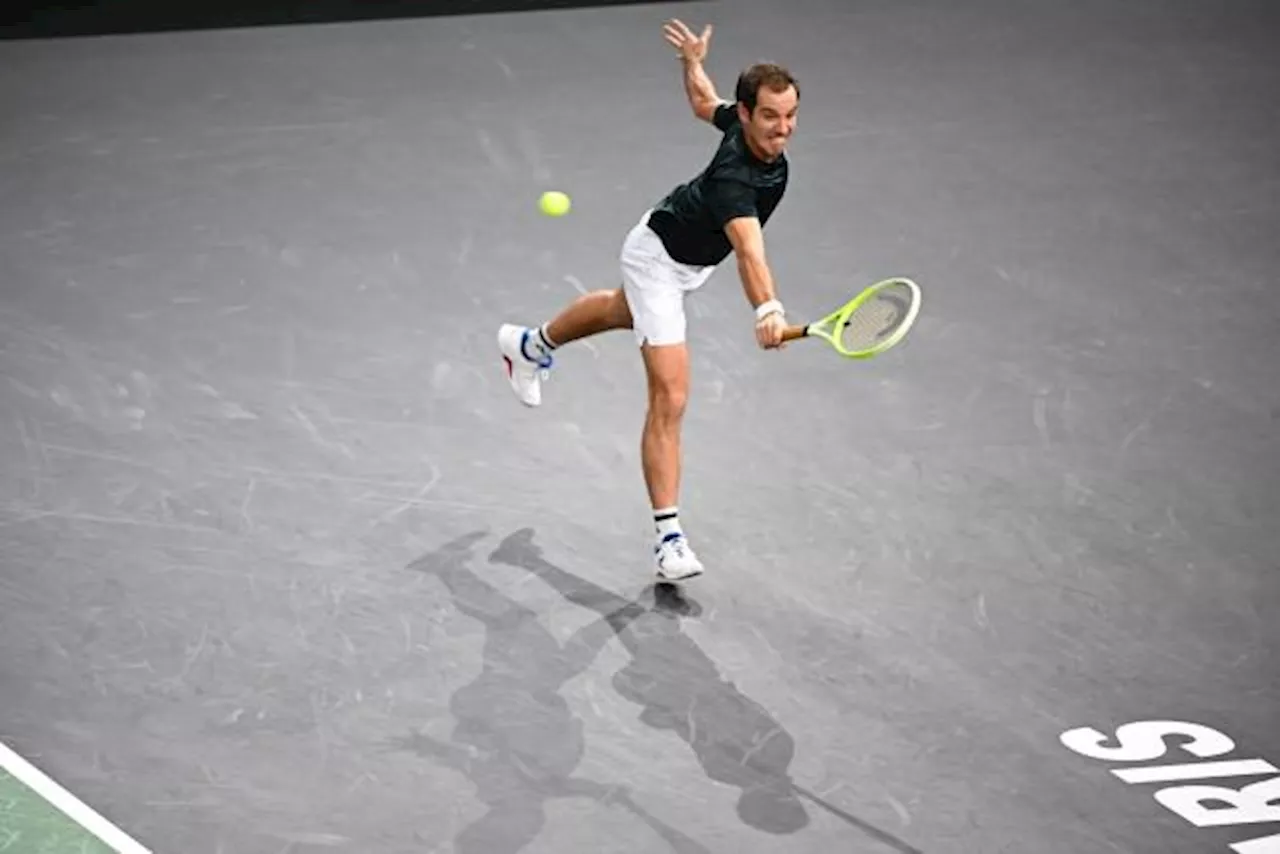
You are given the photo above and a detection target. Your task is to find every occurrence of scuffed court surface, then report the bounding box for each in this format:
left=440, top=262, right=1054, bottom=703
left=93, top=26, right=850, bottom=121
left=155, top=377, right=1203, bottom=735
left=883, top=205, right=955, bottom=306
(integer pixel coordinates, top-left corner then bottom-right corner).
left=2, top=1, right=1278, bottom=851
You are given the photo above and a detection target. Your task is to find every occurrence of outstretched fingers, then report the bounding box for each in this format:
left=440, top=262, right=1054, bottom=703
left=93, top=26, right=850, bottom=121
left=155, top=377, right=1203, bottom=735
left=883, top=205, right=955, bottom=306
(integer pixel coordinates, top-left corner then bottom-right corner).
left=662, top=19, right=690, bottom=48
left=663, top=18, right=712, bottom=54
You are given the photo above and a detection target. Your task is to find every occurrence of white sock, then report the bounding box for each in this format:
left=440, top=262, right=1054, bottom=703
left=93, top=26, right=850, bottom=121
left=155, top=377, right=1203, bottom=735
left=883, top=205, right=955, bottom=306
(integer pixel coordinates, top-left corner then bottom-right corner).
left=525, top=324, right=558, bottom=362
left=654, top=507, right=683, bottom=542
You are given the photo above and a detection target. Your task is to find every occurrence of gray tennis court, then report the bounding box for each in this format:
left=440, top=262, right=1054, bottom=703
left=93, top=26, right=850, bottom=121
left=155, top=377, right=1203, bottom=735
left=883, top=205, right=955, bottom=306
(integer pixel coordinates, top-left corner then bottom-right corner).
left=2, top=0, right=1278, bottom=851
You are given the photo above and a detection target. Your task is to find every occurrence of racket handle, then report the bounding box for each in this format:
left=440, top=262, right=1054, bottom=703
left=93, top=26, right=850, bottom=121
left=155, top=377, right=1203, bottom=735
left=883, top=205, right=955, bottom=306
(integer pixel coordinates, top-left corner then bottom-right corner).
left=780, top=324, right=810, bottom=342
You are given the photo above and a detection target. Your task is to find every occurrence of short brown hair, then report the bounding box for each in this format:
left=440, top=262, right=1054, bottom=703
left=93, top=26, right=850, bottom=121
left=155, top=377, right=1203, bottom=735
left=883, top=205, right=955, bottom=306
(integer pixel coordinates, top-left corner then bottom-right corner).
left=735, top=62, right=800, bottom=113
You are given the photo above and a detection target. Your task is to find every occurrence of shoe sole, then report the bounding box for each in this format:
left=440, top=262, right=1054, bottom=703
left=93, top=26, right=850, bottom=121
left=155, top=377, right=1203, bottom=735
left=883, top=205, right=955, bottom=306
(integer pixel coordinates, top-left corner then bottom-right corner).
left=656, top=564, right=704, bottom=582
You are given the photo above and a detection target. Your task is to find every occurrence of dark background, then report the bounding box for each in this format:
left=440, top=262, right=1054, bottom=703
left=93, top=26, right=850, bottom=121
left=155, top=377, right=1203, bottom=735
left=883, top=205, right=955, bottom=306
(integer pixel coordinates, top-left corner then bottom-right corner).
left=1, top=0, right=699, bottom=40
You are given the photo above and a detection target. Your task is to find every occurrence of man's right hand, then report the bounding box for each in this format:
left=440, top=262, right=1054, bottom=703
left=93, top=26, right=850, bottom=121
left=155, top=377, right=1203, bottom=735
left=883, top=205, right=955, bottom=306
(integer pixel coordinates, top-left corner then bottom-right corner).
left=663, top=18, right=713, bottom=63
left=755, top=311, right=787, bottom=350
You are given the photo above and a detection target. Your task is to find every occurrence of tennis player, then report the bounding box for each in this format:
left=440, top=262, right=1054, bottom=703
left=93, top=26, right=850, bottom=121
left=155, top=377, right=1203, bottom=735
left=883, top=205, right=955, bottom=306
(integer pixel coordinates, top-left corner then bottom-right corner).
left=497, top=18, right=799, bottom=581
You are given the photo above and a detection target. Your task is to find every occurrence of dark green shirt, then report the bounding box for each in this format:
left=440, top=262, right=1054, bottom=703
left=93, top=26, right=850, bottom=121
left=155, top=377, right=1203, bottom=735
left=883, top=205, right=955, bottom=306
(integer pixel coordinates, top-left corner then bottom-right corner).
left=646, top=102, right=789, bottom=267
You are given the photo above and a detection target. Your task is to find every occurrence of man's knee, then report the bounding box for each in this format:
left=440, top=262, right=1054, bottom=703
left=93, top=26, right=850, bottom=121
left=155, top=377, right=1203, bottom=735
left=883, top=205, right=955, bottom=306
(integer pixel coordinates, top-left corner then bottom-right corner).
left=650, top=383, right=688, bottom=420
left=643, top=345, right=689, bottom=422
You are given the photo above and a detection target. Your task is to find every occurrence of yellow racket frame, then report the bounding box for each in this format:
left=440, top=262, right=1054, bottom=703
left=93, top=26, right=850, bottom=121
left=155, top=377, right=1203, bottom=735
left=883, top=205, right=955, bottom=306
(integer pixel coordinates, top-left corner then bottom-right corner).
left=779, top=276, right=922, bottom=359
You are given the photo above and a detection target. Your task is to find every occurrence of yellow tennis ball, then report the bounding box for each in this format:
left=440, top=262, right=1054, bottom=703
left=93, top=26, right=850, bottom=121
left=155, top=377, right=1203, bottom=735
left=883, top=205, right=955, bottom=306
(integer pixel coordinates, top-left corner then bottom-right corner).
left=539, top=190, right=571, bottom=217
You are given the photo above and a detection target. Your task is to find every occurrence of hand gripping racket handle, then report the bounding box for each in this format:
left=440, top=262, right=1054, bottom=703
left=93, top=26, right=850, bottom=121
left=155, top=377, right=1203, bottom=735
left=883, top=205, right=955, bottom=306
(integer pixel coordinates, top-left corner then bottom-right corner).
left=780, top=324, right=811, bottom=342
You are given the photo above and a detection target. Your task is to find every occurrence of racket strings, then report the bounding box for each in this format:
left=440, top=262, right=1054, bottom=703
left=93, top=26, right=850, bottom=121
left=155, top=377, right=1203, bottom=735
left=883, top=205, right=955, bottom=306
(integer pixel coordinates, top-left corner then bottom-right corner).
left=840, top=283, right=913, bottom=351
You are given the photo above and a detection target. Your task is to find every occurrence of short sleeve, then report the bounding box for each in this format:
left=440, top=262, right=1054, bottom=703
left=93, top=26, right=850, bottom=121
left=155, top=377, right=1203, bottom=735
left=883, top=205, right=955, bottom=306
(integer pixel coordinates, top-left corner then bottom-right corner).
left=705, top=175, right=758, bottom=227
left=712, top=101, right=739, bottom=132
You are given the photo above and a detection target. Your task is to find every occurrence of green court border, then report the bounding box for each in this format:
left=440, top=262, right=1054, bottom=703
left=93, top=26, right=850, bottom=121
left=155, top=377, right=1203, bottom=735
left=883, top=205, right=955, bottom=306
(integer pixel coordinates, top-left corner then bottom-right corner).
left=0, top=744, right=150, bottom=854
left=0, top=768, right=116, bottom=854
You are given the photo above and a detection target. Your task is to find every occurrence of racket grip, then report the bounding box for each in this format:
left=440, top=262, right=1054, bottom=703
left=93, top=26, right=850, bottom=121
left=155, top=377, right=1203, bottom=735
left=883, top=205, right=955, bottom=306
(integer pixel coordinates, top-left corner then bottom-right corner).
left=780, top=324, right=809, bottom=342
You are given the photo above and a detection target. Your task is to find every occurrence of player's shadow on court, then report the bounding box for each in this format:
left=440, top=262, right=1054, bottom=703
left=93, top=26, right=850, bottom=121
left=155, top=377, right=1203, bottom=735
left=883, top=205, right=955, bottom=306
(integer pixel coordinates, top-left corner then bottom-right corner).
left=487, top=527, right=814, bottom=837
left=395, top=530, right=712, bottom=854
left=489, top=528, right=925, bottom=854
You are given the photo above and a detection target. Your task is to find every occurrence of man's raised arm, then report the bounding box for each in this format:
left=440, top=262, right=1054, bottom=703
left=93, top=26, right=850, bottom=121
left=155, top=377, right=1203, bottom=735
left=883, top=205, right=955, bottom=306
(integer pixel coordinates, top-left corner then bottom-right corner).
left=662, top=19, right=727, bottom=124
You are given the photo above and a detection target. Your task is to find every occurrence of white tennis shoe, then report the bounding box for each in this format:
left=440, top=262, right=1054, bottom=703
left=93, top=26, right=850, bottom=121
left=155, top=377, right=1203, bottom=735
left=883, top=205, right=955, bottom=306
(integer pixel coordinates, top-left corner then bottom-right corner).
left=655, top=534, right=704, bottom=581
left=497, top=323, right=553, bottom=407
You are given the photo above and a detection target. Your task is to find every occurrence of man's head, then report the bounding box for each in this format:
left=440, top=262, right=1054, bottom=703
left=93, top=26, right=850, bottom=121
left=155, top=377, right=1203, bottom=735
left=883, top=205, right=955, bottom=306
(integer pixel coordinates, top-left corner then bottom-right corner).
left=735, top=62, right=800, bottom=161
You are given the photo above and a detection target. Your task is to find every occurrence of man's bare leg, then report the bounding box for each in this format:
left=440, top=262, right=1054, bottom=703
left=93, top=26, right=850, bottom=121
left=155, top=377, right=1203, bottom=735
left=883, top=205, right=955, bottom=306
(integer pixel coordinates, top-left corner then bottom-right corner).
left=640, top=341, right=688, bottom=510
left=497, top=288, right=631, bottom=407
left=640, top=340, right=703, bottom=580
left=544, top=288, right=632, bottom=346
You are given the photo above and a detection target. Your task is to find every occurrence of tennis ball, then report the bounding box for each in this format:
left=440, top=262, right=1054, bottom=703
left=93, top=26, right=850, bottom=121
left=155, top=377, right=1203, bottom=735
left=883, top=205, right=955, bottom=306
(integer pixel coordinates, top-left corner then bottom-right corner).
left=539, top=190, right=571, bottom=217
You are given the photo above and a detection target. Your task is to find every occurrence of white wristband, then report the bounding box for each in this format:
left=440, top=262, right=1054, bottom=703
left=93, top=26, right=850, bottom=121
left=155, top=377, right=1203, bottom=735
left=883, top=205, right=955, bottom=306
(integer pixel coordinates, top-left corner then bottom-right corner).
left=755, top=299, right=784, bottom=320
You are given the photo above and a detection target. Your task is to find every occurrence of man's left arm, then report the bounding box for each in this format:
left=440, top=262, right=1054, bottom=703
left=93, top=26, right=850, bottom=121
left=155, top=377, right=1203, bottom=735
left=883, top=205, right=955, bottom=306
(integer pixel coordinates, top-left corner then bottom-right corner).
left=679, top=57, right=730, bottom=125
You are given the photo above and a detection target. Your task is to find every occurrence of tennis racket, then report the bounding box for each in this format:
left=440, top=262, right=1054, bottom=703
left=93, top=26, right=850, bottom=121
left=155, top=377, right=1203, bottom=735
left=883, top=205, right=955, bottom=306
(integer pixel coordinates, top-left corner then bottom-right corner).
left=779, top=276, right=921, bottom=359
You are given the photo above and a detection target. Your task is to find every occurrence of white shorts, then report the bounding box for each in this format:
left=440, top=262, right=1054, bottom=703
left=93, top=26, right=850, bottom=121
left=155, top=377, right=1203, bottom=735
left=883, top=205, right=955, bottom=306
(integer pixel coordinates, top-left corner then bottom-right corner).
left=619, top=210, right=716, bottom=347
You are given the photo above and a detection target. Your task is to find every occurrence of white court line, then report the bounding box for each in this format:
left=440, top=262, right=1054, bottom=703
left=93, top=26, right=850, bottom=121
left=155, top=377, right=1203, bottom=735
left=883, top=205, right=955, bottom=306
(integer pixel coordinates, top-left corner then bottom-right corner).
left=0, top=740, right=152, bottom=854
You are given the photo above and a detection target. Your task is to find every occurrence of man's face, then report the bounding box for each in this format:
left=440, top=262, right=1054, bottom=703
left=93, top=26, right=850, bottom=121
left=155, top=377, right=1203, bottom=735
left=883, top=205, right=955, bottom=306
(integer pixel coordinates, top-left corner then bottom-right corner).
left=739, top=84, right=799, bottom=161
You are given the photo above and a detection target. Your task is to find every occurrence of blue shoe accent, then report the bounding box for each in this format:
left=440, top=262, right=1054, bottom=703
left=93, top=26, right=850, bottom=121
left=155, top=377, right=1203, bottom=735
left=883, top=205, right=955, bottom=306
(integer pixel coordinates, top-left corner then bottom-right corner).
left=655, top=532, right=685, bottom=554
left=520, top=329, right=554, bottom=370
